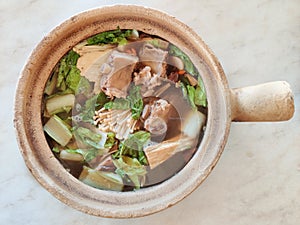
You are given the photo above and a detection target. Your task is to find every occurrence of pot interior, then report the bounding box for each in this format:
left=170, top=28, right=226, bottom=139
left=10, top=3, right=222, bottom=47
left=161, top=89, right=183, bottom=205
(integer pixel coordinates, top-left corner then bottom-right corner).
left=14, top=5, right=231, bottom=218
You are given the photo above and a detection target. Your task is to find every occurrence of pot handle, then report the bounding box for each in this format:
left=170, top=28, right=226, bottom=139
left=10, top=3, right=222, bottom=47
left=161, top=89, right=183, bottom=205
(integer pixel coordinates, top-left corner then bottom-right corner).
left=230, top=81, right=294, bottom=122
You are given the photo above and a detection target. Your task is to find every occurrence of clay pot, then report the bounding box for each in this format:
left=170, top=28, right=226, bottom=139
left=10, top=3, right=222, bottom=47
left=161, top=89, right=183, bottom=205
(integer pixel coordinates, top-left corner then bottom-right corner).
left=14, top=5, right=294, bottom=218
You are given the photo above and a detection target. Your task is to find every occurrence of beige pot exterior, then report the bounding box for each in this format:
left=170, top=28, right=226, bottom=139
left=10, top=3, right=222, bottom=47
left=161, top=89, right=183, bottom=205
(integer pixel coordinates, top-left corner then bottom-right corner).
left=14, top=5, right=294, bottom=218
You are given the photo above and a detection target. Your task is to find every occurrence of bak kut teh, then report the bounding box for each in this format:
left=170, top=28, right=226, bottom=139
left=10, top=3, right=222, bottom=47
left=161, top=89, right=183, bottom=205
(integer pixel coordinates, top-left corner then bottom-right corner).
left=42, top=28, right=208, bottom=191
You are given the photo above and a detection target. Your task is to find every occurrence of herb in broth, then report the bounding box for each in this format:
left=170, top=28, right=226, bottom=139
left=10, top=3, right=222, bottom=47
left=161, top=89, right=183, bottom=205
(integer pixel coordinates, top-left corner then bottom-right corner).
left=42, top=28, right=208, bottom=191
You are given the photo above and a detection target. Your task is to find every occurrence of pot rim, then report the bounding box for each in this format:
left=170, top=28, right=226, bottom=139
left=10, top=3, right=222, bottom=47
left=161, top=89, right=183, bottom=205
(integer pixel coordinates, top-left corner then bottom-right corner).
left=14, top=5, right=231, bottom=218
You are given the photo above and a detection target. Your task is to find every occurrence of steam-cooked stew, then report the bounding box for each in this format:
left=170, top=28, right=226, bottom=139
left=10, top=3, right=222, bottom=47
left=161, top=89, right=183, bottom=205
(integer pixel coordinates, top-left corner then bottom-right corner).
left=42, top=28, right=207, bottom=191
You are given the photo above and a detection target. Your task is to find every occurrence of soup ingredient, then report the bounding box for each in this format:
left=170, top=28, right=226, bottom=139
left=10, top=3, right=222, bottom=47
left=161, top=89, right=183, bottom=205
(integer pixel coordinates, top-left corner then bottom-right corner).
left=103, top=85, right=143, bottom=120
left=86, top=28, right=137, bottom=46
left=181, top=110, right=206, bottom=139
left=100, top=50, right=139, bottom=98
left=57, top=50, right=80, bottom=91
left=144, top=99, right=171, bottom=136
left=74, top=92, right=109, bottom=123
left=144, top=135, right=194, bottom=169
left=94, top=108, right=136, bottom=140
left=169, top=44, right=197, bottom=76
left=59, top=149, right=84, bottom=161
left=113, top=131, right=150, bottom=165
left=139, top=42, right=168, bottom=76
left=195, top=77, right=207, bottom=107
left=45, top=93, right=75, bottom=115
left=113, top=156, right=147, bottom=189
left=43, top=115, right=72, bottom=146
left=168, top=55, right=184, bottom=70
left=133, top=66, right=163, bottom=97
left=73, top=127, right=105, bottom=149
left=79, top=166, right=124, bottom=191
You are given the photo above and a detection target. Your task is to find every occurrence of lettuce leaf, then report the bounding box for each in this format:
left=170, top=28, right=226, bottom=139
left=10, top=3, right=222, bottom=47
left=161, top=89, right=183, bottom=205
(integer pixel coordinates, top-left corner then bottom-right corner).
left=66, top=148, right=101, bottom=162
left=104, top=86, right=143, bottom=120
left=73, top=127, right=103, bottom=149
left=127, top=86, right=143, bottom=120
left=194, top=77, right=207, bottom=107
left=169, top=44, right=198, bottom=76
left=113, top=156, right=147, bottom=189
left=57, top=50, right=80, bottom=91
left=113, top=131, right=150, bottom=165
left=86, top=28, right=133, bottom=46
left=74, top=92, right=109, bottom=124
left=104, top=132, right=116, bottom=149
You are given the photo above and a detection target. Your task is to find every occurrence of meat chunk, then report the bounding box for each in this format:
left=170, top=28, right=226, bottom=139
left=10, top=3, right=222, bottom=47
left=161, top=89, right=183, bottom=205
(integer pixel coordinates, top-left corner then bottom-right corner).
left=133, top=66, right=163, bottom=97
left=100, top=50, right=138, bottom=98
left=74, top=44, right=114, bottom=94
left=138, top=43, right=168, bottom=77
left=144, top=99, right=171, bottom=137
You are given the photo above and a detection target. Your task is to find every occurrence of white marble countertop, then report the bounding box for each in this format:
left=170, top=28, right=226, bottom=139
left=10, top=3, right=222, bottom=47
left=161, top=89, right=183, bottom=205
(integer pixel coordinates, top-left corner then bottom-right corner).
left=1, top=0, right=299, bottom=224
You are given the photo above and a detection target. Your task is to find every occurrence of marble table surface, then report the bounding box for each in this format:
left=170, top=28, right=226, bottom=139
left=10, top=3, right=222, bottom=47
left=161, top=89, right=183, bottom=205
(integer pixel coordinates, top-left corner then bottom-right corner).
left=1, top=0, right=299, bottom=224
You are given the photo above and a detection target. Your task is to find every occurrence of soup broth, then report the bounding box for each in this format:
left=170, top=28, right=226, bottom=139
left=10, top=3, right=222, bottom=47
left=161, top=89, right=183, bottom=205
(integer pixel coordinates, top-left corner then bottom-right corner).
left=42, top=28, right=207, bottom=191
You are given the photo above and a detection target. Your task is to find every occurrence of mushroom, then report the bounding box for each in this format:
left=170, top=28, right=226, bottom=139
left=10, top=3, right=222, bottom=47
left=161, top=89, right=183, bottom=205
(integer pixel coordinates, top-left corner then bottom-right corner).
left=168, top=56, right=184, bottom=70
left=94, top=108, right=137, bottom=140
left=138, top=43, right=168, bottom=77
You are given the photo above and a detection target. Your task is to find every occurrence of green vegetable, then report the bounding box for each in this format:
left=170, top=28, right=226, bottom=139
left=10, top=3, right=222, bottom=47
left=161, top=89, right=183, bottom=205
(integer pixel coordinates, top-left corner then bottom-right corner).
left=60, top=149, right=84, bottom=161
left=113, top=156, right=147, bottom=189
left=104, top=86, right=143, bottom=120
left=128, top=86, right=143, bottom=120
left=169, top=44, right=198, bottom=76
left=79, top=166, right=124, bottom=191
left=44, top=70, right=58, bottom=96
left=66, top=66, right=81, bottom=93
left=46, top=93, right=75, bottom=115
left=186, top=85, right=197, bottom=109
left=76, top=76, right=92, bottom=95
left=75, top=92, right=109, bottom=124
left=104, top=132, right=116, bottom=149
left=180, top=82, right=188, bottom=98
left=73, top=127, right=103, bottom=149
left=64, top=148, right=102, bottom=162
left=95, top=91, right=110, bottom=109
left=57, top=50, right=80, bottom=91
left=194, top=77, right=207, bottom=107
left=52, top=146, right=60, bottom=153
left=113, top=131, right=150, bottom=165
left=86, top=28, right=134, bottom=46
left=146, top=38, right=169, bottom=50
left=104, top=98, right=130, bottom=110
left=44, top=115, right=72, bottom=146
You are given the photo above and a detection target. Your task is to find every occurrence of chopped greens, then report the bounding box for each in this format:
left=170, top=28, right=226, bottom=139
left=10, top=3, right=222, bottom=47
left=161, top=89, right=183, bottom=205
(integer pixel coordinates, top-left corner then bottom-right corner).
left=104, top=86, right=143, bottom=120
left=113, top=156, right=147, bottom=189
left=169, top=44, right=198, bottom=76
left=113, top=131, right=150, bottom=165
left=65, top=148, right=102, bottom=162
left=104, top=132, right=116, bottom=149
left=127, top=86, right=143, bottom=120
left=186, top=85, right=197, bottom=109
left=86, top=28, right=134, bottom=46
left=73, top=127, right=104, bottom=149
left=79, top=166, right=124, bottom=191
left=194, top=77, right=207, bottom=107
left=57, top=50, right=80, bottom=91
left=75, top=92, right=109, bottom=124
